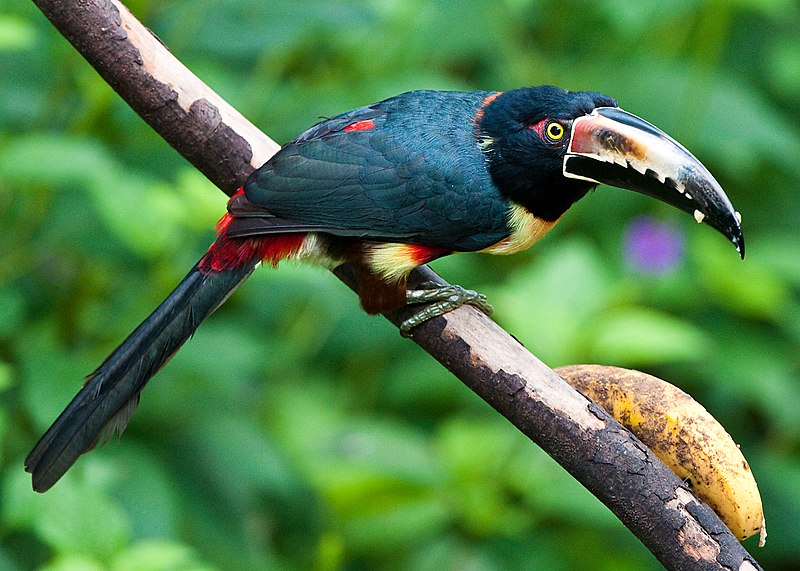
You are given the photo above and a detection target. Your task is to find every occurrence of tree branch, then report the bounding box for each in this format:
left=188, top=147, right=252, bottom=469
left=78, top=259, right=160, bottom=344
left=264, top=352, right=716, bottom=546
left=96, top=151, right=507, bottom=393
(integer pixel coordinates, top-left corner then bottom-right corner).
left=31, top=1, right=763, bottom=569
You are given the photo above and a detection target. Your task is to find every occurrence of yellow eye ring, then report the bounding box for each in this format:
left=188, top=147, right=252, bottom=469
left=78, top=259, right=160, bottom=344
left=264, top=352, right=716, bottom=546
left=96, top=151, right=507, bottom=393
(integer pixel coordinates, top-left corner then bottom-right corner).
left=545, top=121, right=565, bottom=143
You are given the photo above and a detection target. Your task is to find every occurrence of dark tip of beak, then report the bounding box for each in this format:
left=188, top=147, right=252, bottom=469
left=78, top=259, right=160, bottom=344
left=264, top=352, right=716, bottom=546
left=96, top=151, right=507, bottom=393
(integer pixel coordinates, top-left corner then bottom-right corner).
left=564, top=107, right=745, bottom=258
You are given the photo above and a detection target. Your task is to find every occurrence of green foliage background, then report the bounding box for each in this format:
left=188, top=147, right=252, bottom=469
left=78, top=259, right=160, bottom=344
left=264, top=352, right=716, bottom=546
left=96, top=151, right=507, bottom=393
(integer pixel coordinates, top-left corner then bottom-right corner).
left=2, top=0, right=799, bottom=569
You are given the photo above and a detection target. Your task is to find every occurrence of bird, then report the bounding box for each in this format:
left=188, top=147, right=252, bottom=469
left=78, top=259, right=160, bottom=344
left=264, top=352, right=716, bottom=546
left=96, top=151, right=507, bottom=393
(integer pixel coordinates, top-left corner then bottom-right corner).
left=25, top=85, right=744, bottom=492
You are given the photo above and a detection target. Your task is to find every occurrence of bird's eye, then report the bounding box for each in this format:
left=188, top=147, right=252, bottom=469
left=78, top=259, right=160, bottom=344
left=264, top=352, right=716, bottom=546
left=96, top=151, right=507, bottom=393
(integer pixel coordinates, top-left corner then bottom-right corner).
left=544, top=121, right=565, bottom=144
left=529, top=118, right=568, bottom=146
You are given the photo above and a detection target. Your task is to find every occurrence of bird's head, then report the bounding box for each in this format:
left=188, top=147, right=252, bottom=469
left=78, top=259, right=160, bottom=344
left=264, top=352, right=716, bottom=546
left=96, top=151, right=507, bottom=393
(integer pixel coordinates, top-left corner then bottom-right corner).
left=476, top=86, right=744, bottom=257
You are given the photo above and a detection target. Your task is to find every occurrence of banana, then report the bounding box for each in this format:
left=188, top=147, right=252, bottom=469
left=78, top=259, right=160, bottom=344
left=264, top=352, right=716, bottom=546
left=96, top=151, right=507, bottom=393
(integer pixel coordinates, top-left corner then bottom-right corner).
left=556, top=364, right=765, bottom=545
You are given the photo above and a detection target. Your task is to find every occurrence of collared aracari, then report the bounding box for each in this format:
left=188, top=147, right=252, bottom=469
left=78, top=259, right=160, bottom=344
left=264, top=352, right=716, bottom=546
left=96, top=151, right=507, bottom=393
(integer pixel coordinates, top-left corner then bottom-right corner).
left=25, top=86, right=744, bottom=492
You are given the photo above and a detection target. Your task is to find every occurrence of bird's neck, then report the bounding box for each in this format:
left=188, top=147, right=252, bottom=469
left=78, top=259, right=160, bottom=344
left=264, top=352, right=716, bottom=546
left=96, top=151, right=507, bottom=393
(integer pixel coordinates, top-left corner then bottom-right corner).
left=481, top=203, right=560, bottom=255
left=485, top=156, right=593, bottom=222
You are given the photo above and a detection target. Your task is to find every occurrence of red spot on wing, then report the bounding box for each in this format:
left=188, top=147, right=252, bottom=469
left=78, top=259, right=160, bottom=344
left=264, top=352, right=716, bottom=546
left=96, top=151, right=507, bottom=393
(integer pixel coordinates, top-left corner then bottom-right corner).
left=343, top=119, right=375, bottom=132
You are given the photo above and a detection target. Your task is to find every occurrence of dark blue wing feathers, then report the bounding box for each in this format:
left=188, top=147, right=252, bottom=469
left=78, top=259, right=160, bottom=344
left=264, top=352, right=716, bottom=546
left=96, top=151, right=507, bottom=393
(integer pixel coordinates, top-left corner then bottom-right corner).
left=240, top=90, right=511, bottom=251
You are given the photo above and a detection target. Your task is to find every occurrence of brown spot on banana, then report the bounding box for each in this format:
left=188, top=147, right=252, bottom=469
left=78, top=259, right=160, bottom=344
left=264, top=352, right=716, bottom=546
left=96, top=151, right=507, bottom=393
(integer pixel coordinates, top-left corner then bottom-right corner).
left=556, top=364, right=765, bottom=545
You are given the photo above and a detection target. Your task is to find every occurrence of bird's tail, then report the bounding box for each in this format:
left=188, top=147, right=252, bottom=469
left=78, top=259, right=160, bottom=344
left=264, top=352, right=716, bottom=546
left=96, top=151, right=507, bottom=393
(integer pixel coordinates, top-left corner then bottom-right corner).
left=25, top=248, right=259, bottom=492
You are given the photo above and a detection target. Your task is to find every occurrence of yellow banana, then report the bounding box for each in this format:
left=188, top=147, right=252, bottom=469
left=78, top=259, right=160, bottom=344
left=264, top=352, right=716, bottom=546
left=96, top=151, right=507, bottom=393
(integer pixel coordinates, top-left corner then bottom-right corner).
left=556, top=364, right=765, bottom=545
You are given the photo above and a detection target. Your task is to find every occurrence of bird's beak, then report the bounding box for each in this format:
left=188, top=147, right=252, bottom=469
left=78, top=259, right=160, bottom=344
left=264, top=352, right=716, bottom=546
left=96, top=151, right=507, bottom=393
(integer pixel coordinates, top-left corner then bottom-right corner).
left=564, top=107, right=744, bottom=258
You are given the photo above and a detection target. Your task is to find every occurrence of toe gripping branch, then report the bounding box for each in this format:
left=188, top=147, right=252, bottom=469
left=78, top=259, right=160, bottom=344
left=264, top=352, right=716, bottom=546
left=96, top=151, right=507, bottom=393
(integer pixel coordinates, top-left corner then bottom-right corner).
left=400, top=282, right=493, bottom=336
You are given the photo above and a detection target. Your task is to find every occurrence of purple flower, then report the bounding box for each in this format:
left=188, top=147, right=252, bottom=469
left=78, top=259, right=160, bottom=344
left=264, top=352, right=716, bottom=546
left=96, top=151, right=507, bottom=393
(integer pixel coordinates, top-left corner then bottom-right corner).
left=624, top=216, right=685, bottom=274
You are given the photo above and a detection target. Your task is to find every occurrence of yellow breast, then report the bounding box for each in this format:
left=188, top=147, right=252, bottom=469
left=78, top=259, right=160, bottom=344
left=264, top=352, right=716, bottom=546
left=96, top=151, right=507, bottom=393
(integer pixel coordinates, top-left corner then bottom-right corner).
left=481, top=203, right=559, bottom=255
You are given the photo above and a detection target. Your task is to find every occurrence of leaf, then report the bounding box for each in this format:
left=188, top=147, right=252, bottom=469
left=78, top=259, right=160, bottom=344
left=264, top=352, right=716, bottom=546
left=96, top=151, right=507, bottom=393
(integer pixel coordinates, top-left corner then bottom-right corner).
left=690, top=231, right=790, bottom=322
left=2, top=468, right=131, bottom=559
left=111, top=540, right=217, bottom=571
left=0, top=15, right=36, bottom=52
left=0, top=135, right=116, bottom=187
left=40, top=555, right=105, bottom=571
left=587, top=307, right=711, bottom=366
left=493, top=238, right=614, bottom=365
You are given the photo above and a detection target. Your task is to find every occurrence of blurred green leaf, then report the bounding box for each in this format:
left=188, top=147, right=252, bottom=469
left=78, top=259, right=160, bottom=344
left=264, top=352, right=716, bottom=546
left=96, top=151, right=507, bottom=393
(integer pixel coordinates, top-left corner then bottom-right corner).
left=40, top=555, right=105, bottom=571
left=0, top=289, right=24, bottom=338
left=0, top=135, right=116, bottom=187
left=690, top=231, right=790, bottom=321
left=493, top=238, right=613, bottom=365
left=767, top=38, right=800, bottom=96
left=436, top=417, right=534, bottom=537
left=0, top=15, right=36, bottom=52
left=588, top=306, right=712, bottom=366
left=0, top=362, right=13, bottom=393
left=111, top=540, right=217, bottom=571
left=754, top=231, right=800, bottom=288
left=3, top=467, right=131, bottom=559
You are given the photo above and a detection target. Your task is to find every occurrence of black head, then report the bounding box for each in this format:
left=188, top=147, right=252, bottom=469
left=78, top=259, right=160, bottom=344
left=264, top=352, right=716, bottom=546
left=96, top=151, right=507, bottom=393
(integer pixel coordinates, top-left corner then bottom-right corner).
left=476, top=86, right=617, bottom=221
left=475, top=85, right=744, bottom=256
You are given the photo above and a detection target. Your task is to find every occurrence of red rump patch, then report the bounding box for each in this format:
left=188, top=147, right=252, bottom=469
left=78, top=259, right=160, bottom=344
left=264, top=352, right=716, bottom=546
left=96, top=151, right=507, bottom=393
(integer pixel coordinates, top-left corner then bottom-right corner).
left=200, top=232, right=306, bottom=273
left=199, top=189, right=306, bottom=273
left=343, top=119, right=375, bottom=132
left=258, top=234, right=306, bottom=266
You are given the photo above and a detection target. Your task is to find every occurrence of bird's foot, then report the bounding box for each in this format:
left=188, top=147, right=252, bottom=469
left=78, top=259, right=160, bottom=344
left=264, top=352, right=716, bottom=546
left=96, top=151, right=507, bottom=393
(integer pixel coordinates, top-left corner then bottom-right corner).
left=400, top=282, right=493, bottom=336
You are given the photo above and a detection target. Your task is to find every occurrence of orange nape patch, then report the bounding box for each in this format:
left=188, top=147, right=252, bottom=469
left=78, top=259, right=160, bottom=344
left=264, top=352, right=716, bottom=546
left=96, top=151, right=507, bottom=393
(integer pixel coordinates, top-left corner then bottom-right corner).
left=343, top=119, right=376, bottom=132
left=472, top=91, right=503, bottom=125
left=364, top=243, right=450, bottom=283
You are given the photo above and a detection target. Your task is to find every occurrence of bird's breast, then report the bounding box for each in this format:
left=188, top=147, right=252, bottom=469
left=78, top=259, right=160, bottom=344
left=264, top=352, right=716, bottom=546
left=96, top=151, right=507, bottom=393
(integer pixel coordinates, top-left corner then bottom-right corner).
left=480, top=203, right=559, bottom=256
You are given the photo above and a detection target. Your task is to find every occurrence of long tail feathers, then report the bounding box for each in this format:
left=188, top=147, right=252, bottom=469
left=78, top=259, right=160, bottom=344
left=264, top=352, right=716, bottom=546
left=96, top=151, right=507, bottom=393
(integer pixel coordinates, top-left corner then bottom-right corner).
left=25, top=258, right=258, bottom=492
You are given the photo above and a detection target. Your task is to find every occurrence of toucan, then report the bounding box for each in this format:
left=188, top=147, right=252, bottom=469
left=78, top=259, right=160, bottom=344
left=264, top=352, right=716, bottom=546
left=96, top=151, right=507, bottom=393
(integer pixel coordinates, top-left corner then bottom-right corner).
left=25, top=86, right=744, bottom=492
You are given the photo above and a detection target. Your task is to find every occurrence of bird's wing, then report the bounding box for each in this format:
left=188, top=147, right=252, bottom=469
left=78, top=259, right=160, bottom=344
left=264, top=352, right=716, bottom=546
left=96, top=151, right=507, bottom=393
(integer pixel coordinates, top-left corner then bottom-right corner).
left=234, top=91, right=512, bottom=252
